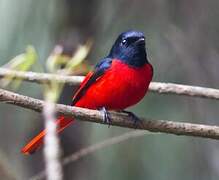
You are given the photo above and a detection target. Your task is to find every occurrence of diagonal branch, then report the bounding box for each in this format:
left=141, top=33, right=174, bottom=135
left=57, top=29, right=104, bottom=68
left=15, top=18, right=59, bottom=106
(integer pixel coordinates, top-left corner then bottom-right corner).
left=0, top=68, right=219, bottom=100
left=30, top=130, right=152, bottom=180
left=0, top=67, right=83, bottom=86
left=0, top=88, right=219, bottom=140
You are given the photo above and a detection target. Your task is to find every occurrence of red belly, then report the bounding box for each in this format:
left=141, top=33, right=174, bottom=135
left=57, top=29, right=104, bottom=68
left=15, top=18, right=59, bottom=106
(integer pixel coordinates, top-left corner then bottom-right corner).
left=75, top=60, right=153, bottom=110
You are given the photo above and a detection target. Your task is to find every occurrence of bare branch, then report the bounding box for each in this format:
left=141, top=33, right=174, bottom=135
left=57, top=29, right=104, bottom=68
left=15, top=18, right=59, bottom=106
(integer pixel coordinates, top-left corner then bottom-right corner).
left=30, top=130, right=152, bottom=180
left=43, top=101, right=63, bottom=180
left=149, top=82, right=219, bottom=100
left=0, top=68, right=219, bottom=100
left=0, top=67, right=83, bottom=86
left=1, top=88, right=219, bottom=140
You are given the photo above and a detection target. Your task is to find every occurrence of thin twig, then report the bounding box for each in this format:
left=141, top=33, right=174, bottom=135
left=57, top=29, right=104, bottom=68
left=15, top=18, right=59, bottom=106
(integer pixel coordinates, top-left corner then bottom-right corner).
left=0, top=68, right=219, bottom=100
left=43, top=100, right=63, bottom=180
left=149, top=82, right=219, bottom=100
left=0, top=88, right=219, bottom=140
left=0, top=67, right=83, bottom=86
left=30, top=130, right=153, bottom=180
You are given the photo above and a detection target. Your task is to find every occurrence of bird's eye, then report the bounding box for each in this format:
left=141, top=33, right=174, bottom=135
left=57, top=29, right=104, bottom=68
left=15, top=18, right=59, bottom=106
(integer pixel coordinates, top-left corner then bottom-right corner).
left=121, top=39, right=127, bottom=45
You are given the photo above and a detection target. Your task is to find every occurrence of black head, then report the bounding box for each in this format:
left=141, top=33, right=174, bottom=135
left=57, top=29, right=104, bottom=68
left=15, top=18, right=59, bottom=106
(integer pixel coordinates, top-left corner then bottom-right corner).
left=108, top=30, right=148, bottom=67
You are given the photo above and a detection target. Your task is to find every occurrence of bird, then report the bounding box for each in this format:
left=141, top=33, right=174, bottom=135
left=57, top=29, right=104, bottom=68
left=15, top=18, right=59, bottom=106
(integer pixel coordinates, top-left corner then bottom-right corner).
left=21, top=30, right=153, bottom=155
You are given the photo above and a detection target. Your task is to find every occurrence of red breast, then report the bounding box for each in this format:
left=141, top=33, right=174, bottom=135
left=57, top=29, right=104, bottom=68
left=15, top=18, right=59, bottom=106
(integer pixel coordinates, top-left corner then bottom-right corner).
left=75, top=60, right=153, bottom=110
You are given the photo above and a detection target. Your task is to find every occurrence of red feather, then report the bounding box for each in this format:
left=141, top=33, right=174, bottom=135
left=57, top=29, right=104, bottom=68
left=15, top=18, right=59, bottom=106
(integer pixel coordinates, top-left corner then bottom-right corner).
left=21, top=73, right=94, bottom=154
left=75, top=60, right=153, bottom=109
left=21, top=59, right=153, bottom=155
left=72, top=71, right=94, bottom=104
left=21, top=116, right=73, bottom=154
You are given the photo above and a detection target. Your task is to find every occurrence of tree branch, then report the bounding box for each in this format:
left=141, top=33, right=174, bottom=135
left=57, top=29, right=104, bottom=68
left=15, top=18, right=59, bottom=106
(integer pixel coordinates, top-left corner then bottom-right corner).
left=43, top=100, right=63, bottom=180
left=0, top=68, right=83, bottom=86
left=1, top=88, right=219, bottom=140
left=30, top=130, right=152, bottom=180
left=0, top=68, right=219, bottom=100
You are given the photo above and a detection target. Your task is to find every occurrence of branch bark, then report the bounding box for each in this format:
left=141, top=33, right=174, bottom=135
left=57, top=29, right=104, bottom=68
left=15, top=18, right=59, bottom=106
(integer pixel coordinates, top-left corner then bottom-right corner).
left=0, top=68, right=219, bottom=100
left=43, top=100, right=63, bottom=180
left=0, top=67, right=83, bottom=85
left=30, top=130, right=151, bottom=180
left=1, top=88, right=219, bottom=140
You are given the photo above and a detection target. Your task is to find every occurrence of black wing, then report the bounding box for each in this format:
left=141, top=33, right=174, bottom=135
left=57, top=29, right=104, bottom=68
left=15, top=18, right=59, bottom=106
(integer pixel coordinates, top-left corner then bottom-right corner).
left=71, top=58, right=112, bottom=105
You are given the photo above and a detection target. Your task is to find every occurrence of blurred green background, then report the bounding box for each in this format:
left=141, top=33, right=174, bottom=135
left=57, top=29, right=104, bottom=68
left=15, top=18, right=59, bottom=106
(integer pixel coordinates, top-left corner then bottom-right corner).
left=0, top=0, right=219, bottom=180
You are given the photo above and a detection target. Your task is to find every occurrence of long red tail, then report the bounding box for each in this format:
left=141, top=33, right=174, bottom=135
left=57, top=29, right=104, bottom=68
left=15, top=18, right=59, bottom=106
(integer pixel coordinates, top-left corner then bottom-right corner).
left=21, top=116, right=74, bottom=155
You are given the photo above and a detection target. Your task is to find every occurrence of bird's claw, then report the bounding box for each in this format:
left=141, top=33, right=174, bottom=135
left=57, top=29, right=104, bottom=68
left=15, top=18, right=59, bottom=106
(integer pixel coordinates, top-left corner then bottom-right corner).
left=100, top=107, right=111, bottom=127
left=121, top=110, right=141, bottom=128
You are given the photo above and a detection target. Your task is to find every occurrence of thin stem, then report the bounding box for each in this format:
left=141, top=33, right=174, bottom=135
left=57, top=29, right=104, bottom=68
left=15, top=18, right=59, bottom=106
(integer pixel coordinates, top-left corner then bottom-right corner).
left=43, top=100, right=63, bottom=180
left=0, top=88, right=219, bottom=140
left=0, top=68, right=218, bottom=100
left=30, top=130, right=153, bottom=180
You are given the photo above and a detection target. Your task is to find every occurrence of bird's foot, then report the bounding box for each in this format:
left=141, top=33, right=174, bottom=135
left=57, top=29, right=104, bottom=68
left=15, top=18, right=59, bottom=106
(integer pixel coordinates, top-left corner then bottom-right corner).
left=120, top=110, right=141, bottom=128
left=100, top=107, right=111, bottom=127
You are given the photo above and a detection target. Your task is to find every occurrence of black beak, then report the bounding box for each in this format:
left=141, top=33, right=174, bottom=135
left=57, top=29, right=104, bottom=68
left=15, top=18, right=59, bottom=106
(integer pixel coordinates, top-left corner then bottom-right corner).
left=135, top=37, right=145, bottom=45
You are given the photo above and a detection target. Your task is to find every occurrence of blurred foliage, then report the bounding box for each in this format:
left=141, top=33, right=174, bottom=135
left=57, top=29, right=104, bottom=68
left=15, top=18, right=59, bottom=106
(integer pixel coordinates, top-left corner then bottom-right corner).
left=0, top=0, right=219, bottom=180
left=0, top=46, right=37, bottom=89
left=45, top=41, right=91, bottom=102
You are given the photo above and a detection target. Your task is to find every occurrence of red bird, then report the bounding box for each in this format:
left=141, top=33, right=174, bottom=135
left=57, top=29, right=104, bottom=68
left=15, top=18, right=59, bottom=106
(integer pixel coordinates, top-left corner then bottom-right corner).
left=21, top=30, right=153, bottom=154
